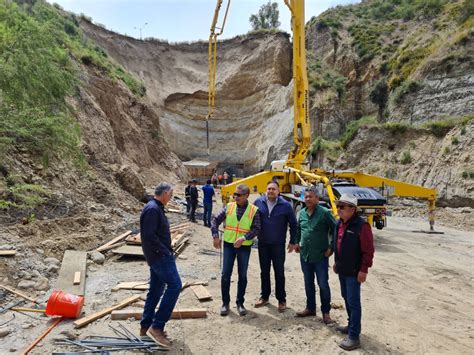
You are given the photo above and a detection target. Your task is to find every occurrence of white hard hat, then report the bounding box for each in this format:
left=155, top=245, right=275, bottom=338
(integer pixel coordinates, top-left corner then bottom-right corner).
left=337, top=194, right=358, bottom=207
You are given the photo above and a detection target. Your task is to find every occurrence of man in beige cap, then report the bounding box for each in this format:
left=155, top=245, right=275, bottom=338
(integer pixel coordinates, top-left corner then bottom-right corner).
left=333, top=194, right=374, bottom=351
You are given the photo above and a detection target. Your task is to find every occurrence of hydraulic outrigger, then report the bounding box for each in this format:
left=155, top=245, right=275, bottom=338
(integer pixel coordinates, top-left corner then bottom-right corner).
left=209, top=0, right=438, bottom=230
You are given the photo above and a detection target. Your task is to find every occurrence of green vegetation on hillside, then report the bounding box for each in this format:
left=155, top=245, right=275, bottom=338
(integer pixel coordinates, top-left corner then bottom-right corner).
left=0, top=0, right=146, bottom=164
left=0, top=0, right=146, bottom=211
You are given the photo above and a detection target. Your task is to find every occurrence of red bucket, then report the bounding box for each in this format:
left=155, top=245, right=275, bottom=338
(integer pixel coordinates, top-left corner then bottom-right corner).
left=45, top=290, right=84, bottom=318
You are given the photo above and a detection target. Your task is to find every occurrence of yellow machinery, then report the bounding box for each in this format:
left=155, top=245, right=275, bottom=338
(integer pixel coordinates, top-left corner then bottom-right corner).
left=210, top=0, right=438, bottom=230
left=206, top=0, right=231, bottom=152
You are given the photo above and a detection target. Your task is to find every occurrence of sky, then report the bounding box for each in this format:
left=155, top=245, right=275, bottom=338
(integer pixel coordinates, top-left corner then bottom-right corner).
left=47, top=0, right=360, bottom=42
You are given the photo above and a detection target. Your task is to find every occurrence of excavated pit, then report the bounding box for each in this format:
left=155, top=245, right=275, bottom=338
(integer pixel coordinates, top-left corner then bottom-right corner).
left=80, top=20, right=296, bottom=171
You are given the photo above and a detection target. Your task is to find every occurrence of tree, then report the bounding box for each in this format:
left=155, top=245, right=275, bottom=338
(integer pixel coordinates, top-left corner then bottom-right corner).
left=249, top=1, right=280, bottom=31
left=370, top=79, right=389, bottom=122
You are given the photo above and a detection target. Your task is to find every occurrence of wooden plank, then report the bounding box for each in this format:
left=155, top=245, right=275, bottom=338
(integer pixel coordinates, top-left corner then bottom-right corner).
left=73, top=294, right=142, bottom=328
left=73, top=272, right=81, bottom=285
left=97, top=241, right=126, bottom=252
left=111, top=281, right=149, bottom=292
left=0, top=284, right=38, bottom=304
left=190, top=285, right=212, bottom=301
left=55, top=250, right=87, bottom=296
left=0, top=250, right=16, bottom=256
left=171, top=233, right=187, bottom=248
left=110, top=308, right=207, bottom=320
left=111, top=245, right=144, bottom=257
left=125, top=234, right=141, bottom=245
left=174, top=238, right=189, bottom=256
left=96, top=231, right=132, bottom=252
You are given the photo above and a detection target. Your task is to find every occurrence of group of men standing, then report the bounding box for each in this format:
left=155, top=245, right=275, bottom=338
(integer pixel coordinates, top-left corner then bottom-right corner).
left=185, top=179, right=215, bottom=226
left=139, top=180, right=374, bottom=351
left=211, top=181, right=374, bottom=351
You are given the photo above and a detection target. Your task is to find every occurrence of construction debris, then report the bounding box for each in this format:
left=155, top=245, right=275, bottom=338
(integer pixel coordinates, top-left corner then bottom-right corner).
left=55, top=250, right=87, bottom=296
left=110, top=307, right=207, bottom=320
left=190, top=285, right=212, bottom=301
left=0, top=284, right=38, bottom=304
left=55, top=324, right=164, bottom=353
left=95, top=230, right=133, bottom=253
left=0, top=250, right=16, bottom=256
left=73, top=294, right=142, bottom=329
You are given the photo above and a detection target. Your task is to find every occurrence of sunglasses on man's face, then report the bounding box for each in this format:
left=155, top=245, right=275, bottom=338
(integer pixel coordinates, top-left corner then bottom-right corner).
left=337, top=204, right=352, bottom=210
left=233, top=193, right=245, bottom=197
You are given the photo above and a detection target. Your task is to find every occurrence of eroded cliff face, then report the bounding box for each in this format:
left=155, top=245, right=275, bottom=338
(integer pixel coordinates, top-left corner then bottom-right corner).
left=80, top=20, right=294, bottom=171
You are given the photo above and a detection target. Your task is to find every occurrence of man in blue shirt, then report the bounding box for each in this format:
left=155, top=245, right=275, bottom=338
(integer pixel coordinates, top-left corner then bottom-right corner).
left=202, top=179, right=215, bottom=227
left=139, top=182, right=182, bottom=349
left=253, top=180, right=298, bottom=312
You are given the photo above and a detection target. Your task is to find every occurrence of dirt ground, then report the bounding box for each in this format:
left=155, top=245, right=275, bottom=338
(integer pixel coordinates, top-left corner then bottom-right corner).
left=1, top=190, right=473, bottom=354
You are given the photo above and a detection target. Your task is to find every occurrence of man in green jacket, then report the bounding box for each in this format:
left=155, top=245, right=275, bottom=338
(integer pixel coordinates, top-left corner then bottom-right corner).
left=290, top=185, right=336, bottom=324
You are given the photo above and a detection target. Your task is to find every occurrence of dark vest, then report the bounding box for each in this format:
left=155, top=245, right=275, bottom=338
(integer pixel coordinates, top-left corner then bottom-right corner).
left=333, top=215, right=366, bottom=276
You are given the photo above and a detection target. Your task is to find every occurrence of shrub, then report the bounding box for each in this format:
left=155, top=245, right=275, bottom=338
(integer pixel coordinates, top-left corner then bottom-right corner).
left=425, top=120, right=456, bottom=137
left=461, top=171, right=474, bottom=179
left=400, top=151, right=412, bottom=164
left=451, top=136, right=459, bottom=145
left=384, top=122, right=409, bottom=135
left=340, top=116, right=377, bottom=149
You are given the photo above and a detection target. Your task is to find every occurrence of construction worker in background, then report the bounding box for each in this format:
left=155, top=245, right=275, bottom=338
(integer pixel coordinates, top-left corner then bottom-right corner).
left=222, top=171, right=229, bottom=185
left=291, top=185, right=336, bottom=324
left=211, top=172, right=219, bottom=188
left=253, top=180, right=298, bottom=312
left=211, top=184, right=260, bottom=317
left=333, top=194, right=374, bottom=351
left=202, top=179, right=215, bottom=227
left=189, top=179, right=198, bottom=223
left=139, top=182, right=182, bottom=349
left=184, top=181, right=192, bottom=217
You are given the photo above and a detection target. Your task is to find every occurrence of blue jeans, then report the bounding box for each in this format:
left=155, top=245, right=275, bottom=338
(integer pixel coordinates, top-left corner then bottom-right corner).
left=300, top=256, right=331, bottom=314
left=221, top=241, right=251, bottom=306
left=258, top=243, right=286, bottom=303
left=339, top=275, right=361, bottom=339
left=141, top=255, right=182, bottom=331
left=203, top=202, right=212, bottom=226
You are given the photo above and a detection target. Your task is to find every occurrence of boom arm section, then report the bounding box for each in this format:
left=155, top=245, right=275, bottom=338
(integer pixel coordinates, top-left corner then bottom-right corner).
left=284, top=0, right=311, bottom=169
left=325, top=170, right=437, bottom=229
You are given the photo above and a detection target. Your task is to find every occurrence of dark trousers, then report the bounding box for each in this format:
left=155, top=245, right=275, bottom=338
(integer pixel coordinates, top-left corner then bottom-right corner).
left=203, top=202, right=212, bottom=226
left=300, top=256, right=331, bottom=314
left=189, top=201, right=197, bottom=222
left=221, top=242, right=251, bottom=306
left=258, top=243, right=286, bottom=303
left=339, top=275, right=361, bottom=339
left=185, top=198, right=191, bottom=214
left=141, top=255, right=182, bottom=331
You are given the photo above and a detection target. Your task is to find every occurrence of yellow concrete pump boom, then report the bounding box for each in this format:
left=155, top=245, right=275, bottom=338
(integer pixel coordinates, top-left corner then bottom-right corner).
left=207, top=0, right=231, bottom=151
left=284, top=0, right=312, bottom=170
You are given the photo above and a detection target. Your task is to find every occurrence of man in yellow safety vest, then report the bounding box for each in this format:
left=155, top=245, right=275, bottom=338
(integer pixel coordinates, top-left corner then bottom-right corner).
left=211, top=184, right=260, bottom=316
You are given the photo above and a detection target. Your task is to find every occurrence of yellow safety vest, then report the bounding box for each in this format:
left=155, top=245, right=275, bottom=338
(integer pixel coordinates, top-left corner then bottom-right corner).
left=223, top=202, right=258, bottom=246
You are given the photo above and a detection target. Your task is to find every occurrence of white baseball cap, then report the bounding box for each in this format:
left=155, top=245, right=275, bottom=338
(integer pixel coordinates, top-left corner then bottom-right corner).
left=336, top=194, right=358, bottom=207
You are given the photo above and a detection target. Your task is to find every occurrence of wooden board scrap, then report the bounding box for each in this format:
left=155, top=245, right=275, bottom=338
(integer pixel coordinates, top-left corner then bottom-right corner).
left=0, top=284, right=38, bottom=304
left=111, top=245, right=144, bottom=257
left=125, top=233, right=141, bottom=245
left=96, top=231, right=132, bottom=252
left=55, top=250, right=87, bottom=296
left=73, top=294, right=142, bottom=328
left=111, top=281, right=149, bottom=292
left=110, top=308, right=207, bottom=320
left=0, top=250, right=16, bottom=256
left=190, top=285, right=212, bottom=301
left=73, top=272, right=81, bottom=285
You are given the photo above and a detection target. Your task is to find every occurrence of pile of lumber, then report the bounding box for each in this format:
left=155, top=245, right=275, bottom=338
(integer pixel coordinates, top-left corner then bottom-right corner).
left=95, top=222, right=191, bottom=258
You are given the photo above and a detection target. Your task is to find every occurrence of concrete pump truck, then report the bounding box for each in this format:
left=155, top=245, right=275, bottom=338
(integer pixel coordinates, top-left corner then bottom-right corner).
left=207, top=0, right=438, bottom=231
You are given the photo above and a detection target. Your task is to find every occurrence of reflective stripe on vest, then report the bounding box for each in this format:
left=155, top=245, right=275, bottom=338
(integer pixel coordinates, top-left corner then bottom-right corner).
left=223, top=202, right=258, bottom=246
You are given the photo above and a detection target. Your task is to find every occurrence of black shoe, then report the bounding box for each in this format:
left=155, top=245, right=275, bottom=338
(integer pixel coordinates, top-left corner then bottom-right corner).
left=237, top=304, right=247, bottom=316
left=336, top=325, right=349, bottom=334
left=339, top=337, right=361, bottom=351
left=220, top=304, right=229, bottom=316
